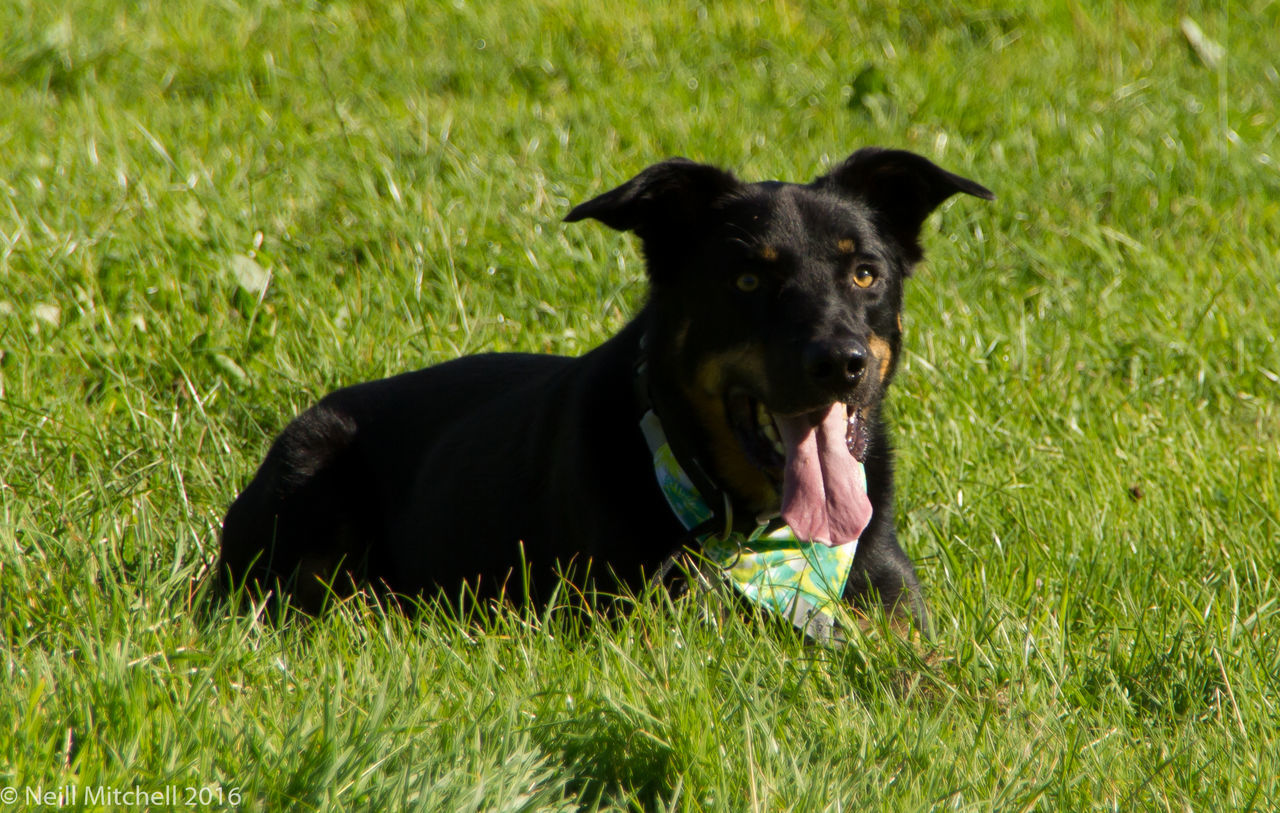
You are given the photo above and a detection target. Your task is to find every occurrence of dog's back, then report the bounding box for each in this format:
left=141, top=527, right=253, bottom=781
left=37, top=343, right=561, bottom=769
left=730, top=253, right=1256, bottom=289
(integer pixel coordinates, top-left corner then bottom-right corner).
left=220, top=323, right=684, bottom=610
left=221, top=352, right=577, bottom=609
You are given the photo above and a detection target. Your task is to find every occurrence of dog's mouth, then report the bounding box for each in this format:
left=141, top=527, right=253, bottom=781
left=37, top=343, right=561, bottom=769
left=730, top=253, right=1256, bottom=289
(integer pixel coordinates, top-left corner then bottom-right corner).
left=728, top=393, right=870, bottom=467
left=727, top=391, right=873, bottom=546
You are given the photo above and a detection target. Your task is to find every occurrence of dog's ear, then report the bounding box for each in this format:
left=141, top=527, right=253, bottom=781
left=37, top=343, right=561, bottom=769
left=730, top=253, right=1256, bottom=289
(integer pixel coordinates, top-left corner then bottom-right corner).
left=816, top=147, right=993, bottom=265
left=564, top=158, right=740, bottom=242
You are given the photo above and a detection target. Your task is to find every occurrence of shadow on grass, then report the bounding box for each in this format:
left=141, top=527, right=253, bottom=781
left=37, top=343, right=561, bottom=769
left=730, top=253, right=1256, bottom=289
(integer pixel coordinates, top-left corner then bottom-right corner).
left=1079, top=628, right=1228, bottom=720
left=535, top=700, right=676, bottom=810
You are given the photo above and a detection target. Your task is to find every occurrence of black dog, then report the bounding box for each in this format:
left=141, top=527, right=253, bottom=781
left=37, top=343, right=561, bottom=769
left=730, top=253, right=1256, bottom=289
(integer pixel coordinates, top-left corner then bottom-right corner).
left=219, top=148, right=992, bottom=629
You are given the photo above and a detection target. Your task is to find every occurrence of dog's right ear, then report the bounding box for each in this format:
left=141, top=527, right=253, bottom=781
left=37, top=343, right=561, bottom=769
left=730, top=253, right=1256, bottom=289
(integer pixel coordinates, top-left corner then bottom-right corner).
left=564, top=158, right=740, bottom=242
left=816, top=148, right=994, bottom=267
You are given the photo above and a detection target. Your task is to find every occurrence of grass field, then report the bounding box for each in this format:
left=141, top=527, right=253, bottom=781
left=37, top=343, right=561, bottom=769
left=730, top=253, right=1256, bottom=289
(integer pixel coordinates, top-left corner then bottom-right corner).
left=2, top=0, right=1278, bottom=809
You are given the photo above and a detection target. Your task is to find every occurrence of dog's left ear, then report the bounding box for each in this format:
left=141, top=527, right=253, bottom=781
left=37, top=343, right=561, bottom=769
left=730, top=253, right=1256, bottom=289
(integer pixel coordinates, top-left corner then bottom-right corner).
left=816, top=147, right=994, bottom=266
left=564, top=158, right=740, bottom=245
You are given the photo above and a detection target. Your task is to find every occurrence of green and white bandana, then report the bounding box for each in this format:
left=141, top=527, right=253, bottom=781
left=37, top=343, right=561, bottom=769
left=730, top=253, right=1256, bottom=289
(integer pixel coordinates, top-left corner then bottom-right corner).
left=639, top=410, right=861, bottom=639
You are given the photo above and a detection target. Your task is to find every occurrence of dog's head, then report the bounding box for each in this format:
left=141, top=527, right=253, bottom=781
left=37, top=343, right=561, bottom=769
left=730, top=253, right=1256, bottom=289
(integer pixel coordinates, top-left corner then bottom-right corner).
left=566, top=148, right=992, bottom=543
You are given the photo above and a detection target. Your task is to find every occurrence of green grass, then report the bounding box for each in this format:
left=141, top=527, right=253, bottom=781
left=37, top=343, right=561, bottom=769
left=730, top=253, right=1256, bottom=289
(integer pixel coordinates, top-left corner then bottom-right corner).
left=2, top=0, right=1278, bottom=808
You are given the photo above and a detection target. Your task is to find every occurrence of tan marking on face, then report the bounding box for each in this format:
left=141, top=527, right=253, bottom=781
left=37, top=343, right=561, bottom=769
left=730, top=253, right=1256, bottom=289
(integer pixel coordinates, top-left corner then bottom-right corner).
left=692, top=345, right=767, bottom=396
left=759, top=245, right=778, bottom=261
left=685, top=346, right=779, bottom=513
left=868, top=334, right=893, bottom=382
left=896, top=313, right=903, bottom=333
left=837, top=238, right=856, bottom=254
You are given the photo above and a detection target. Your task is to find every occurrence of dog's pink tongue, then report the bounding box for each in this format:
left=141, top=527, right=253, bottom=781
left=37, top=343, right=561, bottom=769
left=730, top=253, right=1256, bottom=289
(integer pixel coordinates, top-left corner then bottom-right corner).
left=776, top=404, right=872, bottom=546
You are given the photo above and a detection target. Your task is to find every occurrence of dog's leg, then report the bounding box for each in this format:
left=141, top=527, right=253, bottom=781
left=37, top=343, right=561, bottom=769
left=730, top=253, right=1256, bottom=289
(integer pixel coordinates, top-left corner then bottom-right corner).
left=842, top=517, right=930, bottom=636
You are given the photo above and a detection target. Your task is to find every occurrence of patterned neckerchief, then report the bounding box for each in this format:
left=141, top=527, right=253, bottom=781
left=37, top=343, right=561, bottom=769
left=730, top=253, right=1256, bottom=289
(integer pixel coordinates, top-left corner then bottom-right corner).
left=639, top=409, right=863, bottom=641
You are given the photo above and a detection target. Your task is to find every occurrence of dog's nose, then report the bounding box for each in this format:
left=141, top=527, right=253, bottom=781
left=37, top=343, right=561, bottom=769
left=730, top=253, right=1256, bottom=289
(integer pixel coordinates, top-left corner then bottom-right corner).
left=802, top=340, right=866, bottom=392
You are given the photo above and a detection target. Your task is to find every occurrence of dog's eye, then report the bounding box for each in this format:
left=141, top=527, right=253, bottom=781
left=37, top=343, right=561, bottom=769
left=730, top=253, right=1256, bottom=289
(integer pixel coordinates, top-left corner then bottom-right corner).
left=735, top=273, right=760, bottom=293
left=852, top=265, right=877, bottom=289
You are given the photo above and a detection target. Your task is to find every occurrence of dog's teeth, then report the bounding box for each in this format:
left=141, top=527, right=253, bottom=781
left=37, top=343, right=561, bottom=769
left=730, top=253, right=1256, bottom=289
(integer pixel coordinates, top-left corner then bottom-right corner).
left=760, top=423, right=785, bottom=457
left=756, top=403, right=784, bottom=456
